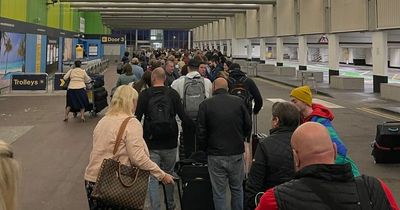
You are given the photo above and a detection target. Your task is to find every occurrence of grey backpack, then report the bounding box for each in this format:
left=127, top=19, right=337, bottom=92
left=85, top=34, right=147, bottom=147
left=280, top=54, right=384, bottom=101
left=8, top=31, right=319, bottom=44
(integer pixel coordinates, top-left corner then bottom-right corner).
left=183, top=76, right=206, bottom=120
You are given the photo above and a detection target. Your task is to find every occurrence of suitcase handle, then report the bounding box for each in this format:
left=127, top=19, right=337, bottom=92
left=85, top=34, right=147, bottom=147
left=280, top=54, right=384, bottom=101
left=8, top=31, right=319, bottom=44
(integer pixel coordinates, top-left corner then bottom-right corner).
left=374, top=142, right=400, bottom=151
left=388, top=127, right=399, bottom=132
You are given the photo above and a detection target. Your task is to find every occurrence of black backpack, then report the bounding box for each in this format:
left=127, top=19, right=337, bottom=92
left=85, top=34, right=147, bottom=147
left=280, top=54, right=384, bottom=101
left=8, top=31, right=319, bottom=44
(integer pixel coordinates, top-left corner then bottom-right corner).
left=146, top=88, right=174, bottom=140
left=228, top=76, right=253, bottom=113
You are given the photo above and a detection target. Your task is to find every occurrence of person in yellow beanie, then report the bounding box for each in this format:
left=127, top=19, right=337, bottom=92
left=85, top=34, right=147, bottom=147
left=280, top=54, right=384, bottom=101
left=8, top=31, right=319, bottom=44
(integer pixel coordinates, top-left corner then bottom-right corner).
left=290, top=86, right=360, bottom=177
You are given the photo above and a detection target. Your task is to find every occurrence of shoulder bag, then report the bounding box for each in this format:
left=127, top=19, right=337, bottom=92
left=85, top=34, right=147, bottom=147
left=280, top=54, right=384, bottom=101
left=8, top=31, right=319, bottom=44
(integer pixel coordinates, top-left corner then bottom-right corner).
left=91, top=117, right=150, bottom=209
left=61, top=69, right=72, bottom=90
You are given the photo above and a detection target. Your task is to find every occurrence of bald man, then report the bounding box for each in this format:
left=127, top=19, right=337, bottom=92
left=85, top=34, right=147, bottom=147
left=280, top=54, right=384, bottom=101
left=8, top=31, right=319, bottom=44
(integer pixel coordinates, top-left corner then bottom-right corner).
left=197, top=77, right=252, bottom=210
left=256, top=122, right=399, bottom=210
left=135, top=67, right=192, bottom=210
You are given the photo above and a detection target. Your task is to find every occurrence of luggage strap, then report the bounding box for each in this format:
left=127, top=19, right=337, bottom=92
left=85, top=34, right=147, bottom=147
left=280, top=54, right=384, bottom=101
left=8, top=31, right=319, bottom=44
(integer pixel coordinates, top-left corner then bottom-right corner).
left=374, top=142, right=400, bottom=151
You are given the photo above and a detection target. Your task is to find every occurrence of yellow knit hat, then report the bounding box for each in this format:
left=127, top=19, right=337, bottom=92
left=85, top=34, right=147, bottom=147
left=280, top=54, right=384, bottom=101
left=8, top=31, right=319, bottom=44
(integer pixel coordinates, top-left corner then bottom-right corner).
left=290, top=86, right=312, bottom=106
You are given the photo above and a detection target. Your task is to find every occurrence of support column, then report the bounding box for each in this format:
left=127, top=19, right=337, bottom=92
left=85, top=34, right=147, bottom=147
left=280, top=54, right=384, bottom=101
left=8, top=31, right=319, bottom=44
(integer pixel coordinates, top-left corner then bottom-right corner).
left=188, top=31, right=191, bottom=50
left=276, top=37, right=284, bottom=66
left=328, top=34, right=340, bottom=83
left=246, top=39, right=252, bottom=61
left=135, top=29, right=138, bottom=51
left=372, top=31, right=388, bottom=93
left=227, top=40, right=232, bottom=58
left=200, top=42, right=204, bottom=50
left=260, top=38, right=266, bottom=63
left=219, top=40, right=224, bottom=54
left=213, top=41, right=218, bottom=51
left=209, top=41, right=213, bottom=50
left=298, top=36, right=308, bottom=70
left=231, top=38, right=238, bottom=58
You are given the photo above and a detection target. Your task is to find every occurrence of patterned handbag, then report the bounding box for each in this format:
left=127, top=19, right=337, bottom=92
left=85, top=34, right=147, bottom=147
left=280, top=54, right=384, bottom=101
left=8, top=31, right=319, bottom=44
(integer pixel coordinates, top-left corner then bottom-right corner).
left=91, top=117, right=150, bottom=209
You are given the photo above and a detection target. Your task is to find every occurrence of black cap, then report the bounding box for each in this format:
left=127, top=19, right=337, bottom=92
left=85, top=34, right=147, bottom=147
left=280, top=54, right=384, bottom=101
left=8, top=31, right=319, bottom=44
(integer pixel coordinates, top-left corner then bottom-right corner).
left=188, top=59, right=200, bottom=68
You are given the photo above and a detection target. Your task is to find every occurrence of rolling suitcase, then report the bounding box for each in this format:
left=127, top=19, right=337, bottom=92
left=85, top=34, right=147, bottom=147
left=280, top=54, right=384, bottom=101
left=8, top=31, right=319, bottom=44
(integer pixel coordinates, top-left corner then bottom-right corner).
left=176, top=160, right=215, bottom=210
left=251, top=115, right=268, bottom=158
left=161, top=178, right=182, bottom=210
left=371, top=121, right=400, bottom=163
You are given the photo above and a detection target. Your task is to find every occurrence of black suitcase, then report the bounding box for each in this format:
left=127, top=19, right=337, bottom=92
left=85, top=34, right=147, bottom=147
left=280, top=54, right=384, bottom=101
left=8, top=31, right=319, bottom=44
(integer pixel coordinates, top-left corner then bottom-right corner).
left=93, top=87, right=108, bottom=101
left=176, top=160, right=215, bottom=210
left=92, top=75, right=105, bottom=88
left=251, top=115, right=268, bottom=158
left=371, top=121, right=400, bottom=163
left=93, top=98, right=108, bottom=113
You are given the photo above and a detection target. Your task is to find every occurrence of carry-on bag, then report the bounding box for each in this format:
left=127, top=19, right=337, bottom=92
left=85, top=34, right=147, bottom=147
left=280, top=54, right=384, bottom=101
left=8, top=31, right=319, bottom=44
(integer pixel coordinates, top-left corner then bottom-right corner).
left=161, top=178, right=183, bottom=210
left=91, top=117, right=150, bottom=209
left=251, top=114, right=268, bottom=157
left=371, top=121, right=400, bottom=163
left=176, top=160, right=215, bottom=210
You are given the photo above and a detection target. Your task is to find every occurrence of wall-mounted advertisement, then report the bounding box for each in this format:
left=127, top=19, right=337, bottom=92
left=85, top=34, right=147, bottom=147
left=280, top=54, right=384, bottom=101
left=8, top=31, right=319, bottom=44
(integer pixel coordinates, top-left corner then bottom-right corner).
left=89, top=44, right=98, bottom=56
left=47, top=38, right=59, bottom=65
left=0, top=31, right=26, bottom=77
left=63, top=38, right=73, bottom=61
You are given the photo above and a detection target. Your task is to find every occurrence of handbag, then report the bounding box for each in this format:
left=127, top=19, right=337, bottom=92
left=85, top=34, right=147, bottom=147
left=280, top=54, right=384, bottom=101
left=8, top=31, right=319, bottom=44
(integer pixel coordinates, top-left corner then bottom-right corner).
left=61, top=78, right=70, bottom=90
left=91, top=117, right=150, bottom=209
left=61, top=69, right=72, bottom=90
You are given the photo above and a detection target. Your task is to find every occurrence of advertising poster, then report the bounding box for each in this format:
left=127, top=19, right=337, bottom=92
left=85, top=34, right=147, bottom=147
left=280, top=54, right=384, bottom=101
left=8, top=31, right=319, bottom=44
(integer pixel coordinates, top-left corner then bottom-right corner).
left=0, top=31, right=26, bottom=78
left=63, top=38, right=73, bottom=61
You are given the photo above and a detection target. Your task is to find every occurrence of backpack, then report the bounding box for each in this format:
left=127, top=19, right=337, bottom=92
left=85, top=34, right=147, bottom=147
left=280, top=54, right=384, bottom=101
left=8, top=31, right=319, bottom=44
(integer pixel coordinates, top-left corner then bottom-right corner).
left=183, top=76, right=206, bottom=120
left=147, top=88, right=174, bottom=139
left=228, top=76, right=253, bottom=113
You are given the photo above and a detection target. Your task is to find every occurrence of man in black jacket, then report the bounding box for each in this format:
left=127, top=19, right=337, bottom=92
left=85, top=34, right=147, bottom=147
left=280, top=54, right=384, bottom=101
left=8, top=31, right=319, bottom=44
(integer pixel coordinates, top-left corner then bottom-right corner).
left=228, top=63, right=263, bottom=115
left=135, top=68, right=191, bottom=210
left=245, top=102, right=300, bottom=210
left=256, top=122, right=399, bottom=210
left=197, top=78, right=252, bottom=210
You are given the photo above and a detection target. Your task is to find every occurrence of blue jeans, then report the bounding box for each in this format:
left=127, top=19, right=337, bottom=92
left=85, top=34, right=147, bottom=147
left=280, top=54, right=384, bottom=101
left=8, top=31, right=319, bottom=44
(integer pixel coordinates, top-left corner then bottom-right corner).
left=149, top=148, right=177, bottom=210
left=208, top=154, right=244, bottom=210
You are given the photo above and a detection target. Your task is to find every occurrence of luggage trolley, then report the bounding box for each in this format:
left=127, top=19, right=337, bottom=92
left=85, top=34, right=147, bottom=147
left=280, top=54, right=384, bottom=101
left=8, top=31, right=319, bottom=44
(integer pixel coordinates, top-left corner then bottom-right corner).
left=86, top=74, right=108, bottom=117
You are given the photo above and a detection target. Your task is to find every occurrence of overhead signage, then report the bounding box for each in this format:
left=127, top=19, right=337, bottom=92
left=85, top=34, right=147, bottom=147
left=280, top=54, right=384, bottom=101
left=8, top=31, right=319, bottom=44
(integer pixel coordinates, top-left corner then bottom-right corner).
left=53, top=73, right=66, bottom=91
left=11, top=74, right=47, bottom=91
left=101, top=35, right=126, bottom=44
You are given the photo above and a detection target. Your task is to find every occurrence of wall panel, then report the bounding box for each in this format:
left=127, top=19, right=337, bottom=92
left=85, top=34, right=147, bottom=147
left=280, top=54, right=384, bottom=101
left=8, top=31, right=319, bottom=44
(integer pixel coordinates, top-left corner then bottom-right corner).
left=235, top=13, right=246, bottom=39
left=246, top=10, right=258, bottom=38
left=331, top=0, right=368, bottom=32
left=226, top=17, right=234, bottom=39
left=219, top=19, right=226, bottom=40
left=299, top=0, right=325, bottom=34
left=208, top=23, right=213, bottom=41
left=277, top=0, right=296, bottom=36
left=0, top=0, right=27, bottom=22
left=213, top=21, right=219, bottom=40
left=259, top=5, right=275, bottom=37
left=377, top=0, right=400, bottom=29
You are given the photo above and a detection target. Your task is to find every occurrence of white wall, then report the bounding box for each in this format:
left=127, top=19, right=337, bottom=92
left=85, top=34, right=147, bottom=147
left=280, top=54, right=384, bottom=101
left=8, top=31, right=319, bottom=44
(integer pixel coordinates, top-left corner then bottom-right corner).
left=365, top=48, right=372, bottom=65
left=389, top=48, right=400, bottom=67
left=232, top=39, right=248, bottom=58
left=252, top=45, right=260, bottom=58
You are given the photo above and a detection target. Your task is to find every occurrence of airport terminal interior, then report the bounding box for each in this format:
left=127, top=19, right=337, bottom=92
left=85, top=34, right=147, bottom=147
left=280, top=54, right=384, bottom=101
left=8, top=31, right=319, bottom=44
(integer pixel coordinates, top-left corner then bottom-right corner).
left=1, top=0, right=400, bottom=209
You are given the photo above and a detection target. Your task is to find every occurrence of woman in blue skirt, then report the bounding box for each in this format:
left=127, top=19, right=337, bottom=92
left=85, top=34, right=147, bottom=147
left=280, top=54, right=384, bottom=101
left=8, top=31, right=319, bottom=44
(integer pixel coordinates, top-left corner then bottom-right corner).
left=63, top=60, right=91, bottom=122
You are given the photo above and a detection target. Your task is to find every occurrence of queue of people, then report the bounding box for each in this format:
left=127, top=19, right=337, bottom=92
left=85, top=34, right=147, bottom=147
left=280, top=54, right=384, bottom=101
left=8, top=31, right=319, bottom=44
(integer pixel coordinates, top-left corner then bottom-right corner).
left=53, top=48, right=400, bottom=210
